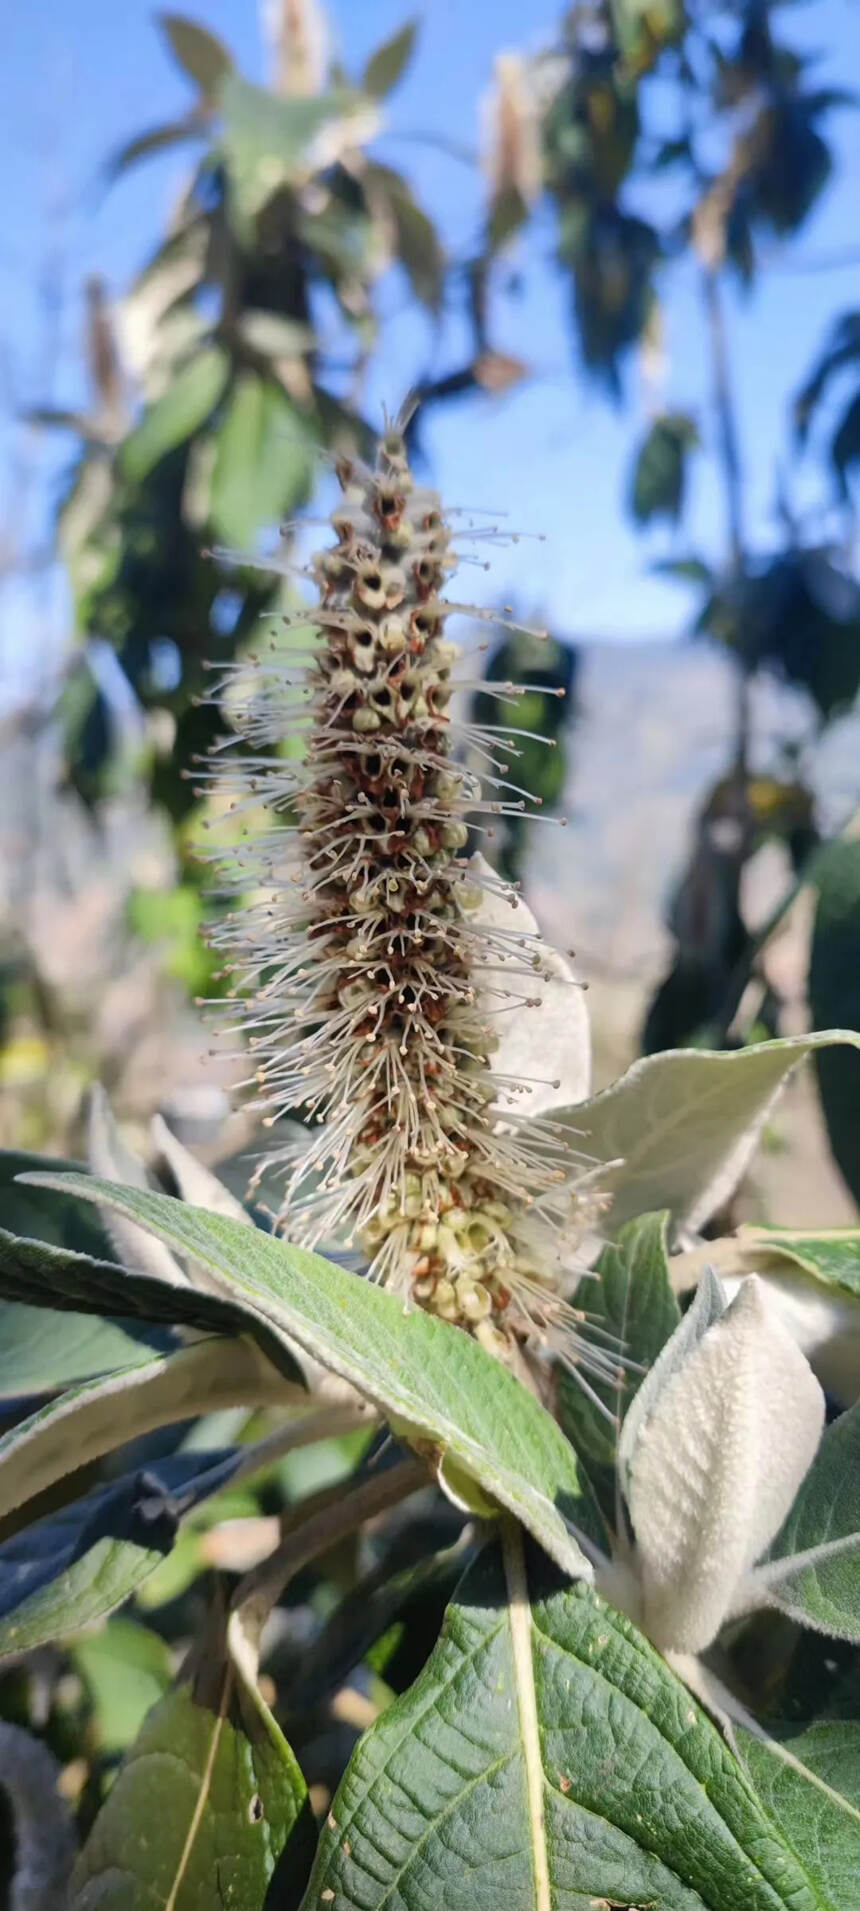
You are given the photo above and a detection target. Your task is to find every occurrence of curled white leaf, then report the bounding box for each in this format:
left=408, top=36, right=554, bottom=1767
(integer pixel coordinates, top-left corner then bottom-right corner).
left=624, top=1276, right=825, bottom=1652
left=469, top=852, right=591, bottom=1116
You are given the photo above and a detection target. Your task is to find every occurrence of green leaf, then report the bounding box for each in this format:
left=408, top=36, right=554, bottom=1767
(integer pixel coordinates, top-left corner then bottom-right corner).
left=103, top=114, right=204, bottom=182
left=303, top=1532, right=824, bottom=1910
left=0, top=1149, right=114, bottom=1256
left=362, top=20, right=418, bottom=97
left=762, top=1402, right=860, bottom=1640
left=20, top=1176, right=596, bottom=1577
left=810, top=842, right=860, bottom=1208
left=0, top=1334, right=288, bottom=1528
left=734, top=1227, right=860, bottom=1297
left=209, top=374, right=312, bottom=547
left=0, top=1225, right=304, bottom=1385
left=0, top=1449, right=244, bottom=1658
left=158, top=12, right=233, bottom=102
left=559, top=1212, right=680, bottom=1466
left=564, top=1031, right=860, bottom=1236
left=237, top=309, right=315, bottom=359
left=630, top=411, right=698, bottom=525
left=365, top=162, right=444, bottom=309
left=119, top=345, right=229, bottom=483
left=0, top=1302, right=172, bottom=1400
left=220, top=74, right=376, bottom=219
left=0, top=1153, right=173, bottom=1401
left=73, top=1618, right=173, bottom=1756
left=743, top=1721, right=860, bottom=1911
left=70, top=1614, right=314, bottom=1908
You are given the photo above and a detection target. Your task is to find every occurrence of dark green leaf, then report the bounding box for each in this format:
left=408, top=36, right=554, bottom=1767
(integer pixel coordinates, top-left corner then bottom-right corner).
left=630, top=411, right=698, bottom=524
left=158, top=12, right=233, bottom=102
left=810, top=842, right=860, bottom=1208
left=381, top=171, right=444, bottom=310
left=0, top=1449, right=243, bottom=1658
left=119, top=345, right=229, bottom=483
left=743, top=1721, right=860, bottom=1910
left=832, top=391, right=860, bottom=494
left=765, top=1402, right=860, bottom=1640
left=303, top=1533, right=825, bottom=1910
left=559, top=1212, right=680, bottom=1466
left=363, top=20, right=418, bottom=97
left=19, top=1176, right=596, bottom=1576
left=70, top=1613, right=314, bottom=1908
left=795, top=311, right=860, bottom=444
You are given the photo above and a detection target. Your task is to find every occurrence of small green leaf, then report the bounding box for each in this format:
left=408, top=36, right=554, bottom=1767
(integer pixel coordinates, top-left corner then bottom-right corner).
left=763, top=1401, right=860, bottom=1639
left=19, top=1176, right=596, bottom=1577
left=209, top=374, right=312, bottom=546
left=735, top=1227, right=860, bottom=1297
left=365, top=162, right=444, bottom=309
left=237, top=309, right=315, bottom=358
left=743, top=1721, right=860, bottom=1911
left=158, top=12, right=233, bottom=102
left=103, top=114, right=204, bottom=182
left=810, top=841, right=860, bottom=1207
left=73, top=1619, right=173, bottom=1756
left=70, top=1614, right=314, bottom=1908
left=563, top=1031, right=860, bottom=1235
left=559, top=1212, right=680, bottom=1466
left=363, top=20, right=418, bottom=97
left=119, top=345, right=229, bottom=483
left=0, top=1449, right=244, bottom=1657
left=630, top=411, right=698, bottom=524
left=303, top=1533, right=824, bottom=1910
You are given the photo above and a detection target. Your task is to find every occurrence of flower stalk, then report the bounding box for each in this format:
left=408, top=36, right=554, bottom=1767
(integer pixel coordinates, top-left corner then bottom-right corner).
left=205, top=402, right=599, bottom=1376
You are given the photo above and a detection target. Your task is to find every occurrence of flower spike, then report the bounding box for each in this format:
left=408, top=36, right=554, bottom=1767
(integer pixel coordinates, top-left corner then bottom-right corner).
left=208, top=415, right=596, bottom=1376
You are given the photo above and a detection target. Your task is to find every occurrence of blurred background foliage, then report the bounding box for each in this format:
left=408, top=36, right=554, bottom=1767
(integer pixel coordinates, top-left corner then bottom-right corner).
left=1, top=0, right=859, bottom=1205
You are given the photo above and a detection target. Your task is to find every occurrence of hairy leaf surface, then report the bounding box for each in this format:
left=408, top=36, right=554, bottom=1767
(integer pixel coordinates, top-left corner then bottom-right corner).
left=19, top=1176, right=595, bottom=1576
left=303, top=1535, right=827, bottom=1910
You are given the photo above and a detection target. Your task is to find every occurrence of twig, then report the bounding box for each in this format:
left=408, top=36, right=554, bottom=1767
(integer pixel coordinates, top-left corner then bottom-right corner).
left=232, top=1456, right=428, bottom=1646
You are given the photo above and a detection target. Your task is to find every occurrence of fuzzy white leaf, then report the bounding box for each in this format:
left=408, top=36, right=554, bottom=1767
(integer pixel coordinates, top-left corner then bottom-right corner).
left=626, top=1277, right=825, bottom=1652
left=469, top=853, right=591, bottom=1115
left=618, top=1265, right=726, bottom=1507
left=88, top=1087, right=189, bottom=1288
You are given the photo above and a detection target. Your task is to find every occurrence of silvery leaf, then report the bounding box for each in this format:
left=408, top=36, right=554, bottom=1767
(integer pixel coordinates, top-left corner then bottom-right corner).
left=625, top=1277, right=825, bottom=1652
left=469, top=853, right=591, bottom=1115
left=617, top=1265, right=726, bottom=1508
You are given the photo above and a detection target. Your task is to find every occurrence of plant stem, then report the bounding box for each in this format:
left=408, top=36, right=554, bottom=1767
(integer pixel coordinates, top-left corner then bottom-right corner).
left=232, top=1456, right=428, bottom=1645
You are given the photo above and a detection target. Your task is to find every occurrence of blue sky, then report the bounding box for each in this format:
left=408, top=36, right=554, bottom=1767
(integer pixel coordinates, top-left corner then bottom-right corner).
left=2, top=0, right=859, bottom=701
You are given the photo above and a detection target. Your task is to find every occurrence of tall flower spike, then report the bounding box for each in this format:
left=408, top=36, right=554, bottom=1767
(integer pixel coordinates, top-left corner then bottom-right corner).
left=205, top=403, right=600, bottom=1379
